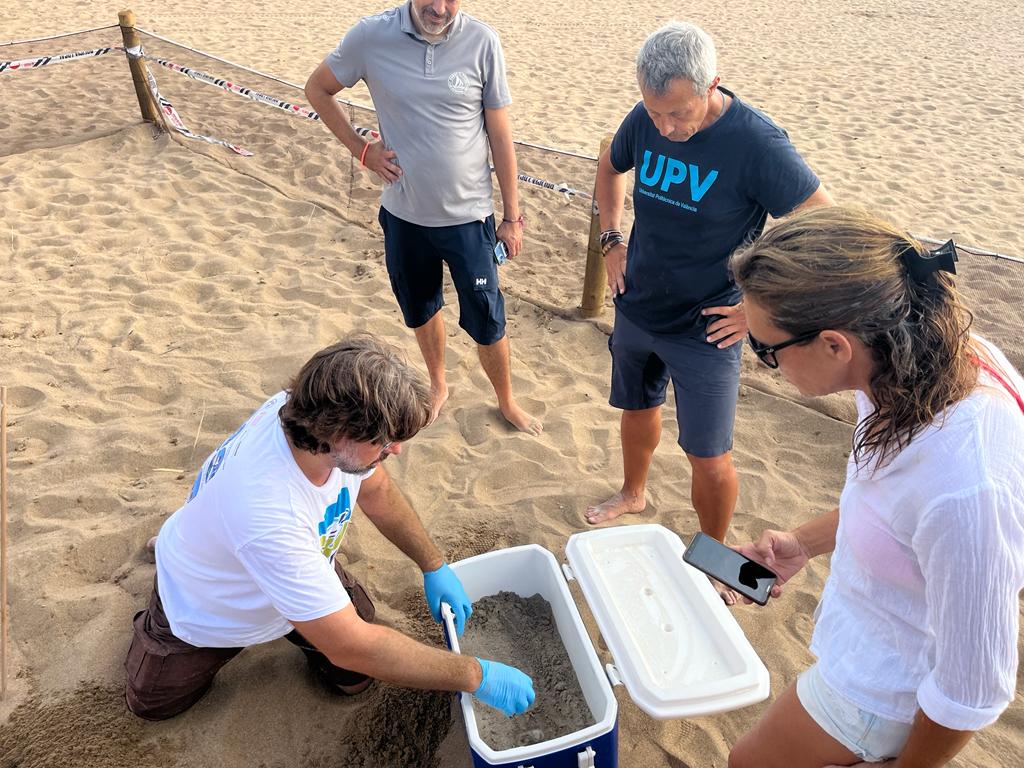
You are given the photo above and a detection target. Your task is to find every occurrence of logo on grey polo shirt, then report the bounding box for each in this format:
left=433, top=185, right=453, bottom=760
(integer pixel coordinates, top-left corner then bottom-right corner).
left=448, top=71, right=469, bottom=95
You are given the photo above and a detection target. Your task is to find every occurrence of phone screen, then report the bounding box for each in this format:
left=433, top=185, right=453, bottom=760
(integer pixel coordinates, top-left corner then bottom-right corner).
left=683, top=532, right=777, bottom=605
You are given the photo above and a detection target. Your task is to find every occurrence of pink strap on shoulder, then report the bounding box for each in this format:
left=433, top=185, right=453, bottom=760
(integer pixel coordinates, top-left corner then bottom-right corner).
left=975, top=358, right=1024, bottom=415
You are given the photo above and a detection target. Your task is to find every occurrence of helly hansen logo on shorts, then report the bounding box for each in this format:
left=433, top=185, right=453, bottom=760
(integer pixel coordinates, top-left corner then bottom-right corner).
left=474, top=276, right=488, bottom=288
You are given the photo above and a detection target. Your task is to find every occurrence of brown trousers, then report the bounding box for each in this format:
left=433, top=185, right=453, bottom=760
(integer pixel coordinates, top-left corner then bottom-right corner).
left=124, top=561, right=375, bottom=720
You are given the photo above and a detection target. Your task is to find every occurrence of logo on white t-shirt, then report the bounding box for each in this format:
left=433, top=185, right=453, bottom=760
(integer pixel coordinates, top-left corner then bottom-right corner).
left=448, top=71, right=469, bottom=95
left=318, top=487, right=353, bottom=559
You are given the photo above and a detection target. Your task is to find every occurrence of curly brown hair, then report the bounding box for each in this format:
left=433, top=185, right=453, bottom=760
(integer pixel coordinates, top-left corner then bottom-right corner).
left=279, top=335, right=431, bottom=454
left=731, top=207, right=979, bottom=470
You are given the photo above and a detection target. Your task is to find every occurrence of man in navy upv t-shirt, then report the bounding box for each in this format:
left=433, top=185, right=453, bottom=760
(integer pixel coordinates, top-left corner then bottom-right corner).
left=609, top=95, right=821, bottom=334
left=585, top=22, right=832, bottom=596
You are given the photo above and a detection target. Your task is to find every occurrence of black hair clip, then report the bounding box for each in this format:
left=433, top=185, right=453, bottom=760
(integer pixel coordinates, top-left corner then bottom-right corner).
left=899, top=239, right=958, bottom=283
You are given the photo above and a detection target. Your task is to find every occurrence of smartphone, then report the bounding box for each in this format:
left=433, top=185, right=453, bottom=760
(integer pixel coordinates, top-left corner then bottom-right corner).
left=493, top=241, right=508, bottom=265
left=682, top=532, right=778, bottom=605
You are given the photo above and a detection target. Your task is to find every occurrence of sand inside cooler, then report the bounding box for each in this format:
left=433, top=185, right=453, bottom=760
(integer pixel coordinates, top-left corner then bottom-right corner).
left=458, top=591, right=595, bottom=751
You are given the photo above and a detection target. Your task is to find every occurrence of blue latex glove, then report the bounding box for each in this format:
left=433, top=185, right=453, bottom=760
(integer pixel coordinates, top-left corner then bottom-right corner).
left=475, top=658, right=535, bottom=716
left=423, top=563, right=472, bottom=636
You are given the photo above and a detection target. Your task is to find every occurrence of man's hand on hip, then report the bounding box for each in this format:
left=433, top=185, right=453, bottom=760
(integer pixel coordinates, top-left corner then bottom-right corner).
left=362, top=142, right=402, bottom=184
left=604, top=242, right=627, bottom=296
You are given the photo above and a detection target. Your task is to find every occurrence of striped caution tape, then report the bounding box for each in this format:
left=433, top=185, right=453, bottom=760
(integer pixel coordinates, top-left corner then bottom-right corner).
left=146, top=51, right=590, bottom=193
left=151, top=57, right=321, bottom=120
left=131, top=49, right=252, bottom=157
left=147, top=55, right=379, bottom=141
left=515, top=172, right=590, bottom=200
left=0, top=46, right=114, bottom=73
left=155, top=91, right=254, bottom=156
left=148, top=55, right=591, bottom=197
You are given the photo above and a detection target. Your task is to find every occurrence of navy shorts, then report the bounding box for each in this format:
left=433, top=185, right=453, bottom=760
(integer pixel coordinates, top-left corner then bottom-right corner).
left=378, top=207, right=506, bottom=346
left=608, top=310, right=742, bottom=458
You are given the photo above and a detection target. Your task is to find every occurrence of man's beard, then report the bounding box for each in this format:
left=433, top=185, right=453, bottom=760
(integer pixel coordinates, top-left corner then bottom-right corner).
left=328, top=446, right=380, bottom=475
left=412, top=4, right=455, bottom=35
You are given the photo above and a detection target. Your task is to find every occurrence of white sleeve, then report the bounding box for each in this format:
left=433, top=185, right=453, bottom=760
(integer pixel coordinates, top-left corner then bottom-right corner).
left=236, top=527, right=351, bottom=623
left=912, top=483, right=1024, bottom=731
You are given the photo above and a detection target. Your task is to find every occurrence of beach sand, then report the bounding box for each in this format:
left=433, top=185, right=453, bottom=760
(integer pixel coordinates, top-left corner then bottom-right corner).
left=0, top=2, right=1021, bottom=766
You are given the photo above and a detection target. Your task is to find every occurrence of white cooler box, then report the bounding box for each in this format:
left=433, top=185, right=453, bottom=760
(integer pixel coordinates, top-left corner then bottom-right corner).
left=441, top=524, right=769, bottom=768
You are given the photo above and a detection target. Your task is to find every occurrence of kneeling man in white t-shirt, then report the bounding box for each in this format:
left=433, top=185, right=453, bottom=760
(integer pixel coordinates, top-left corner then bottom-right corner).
left=124, top=334, right=534, bottom=720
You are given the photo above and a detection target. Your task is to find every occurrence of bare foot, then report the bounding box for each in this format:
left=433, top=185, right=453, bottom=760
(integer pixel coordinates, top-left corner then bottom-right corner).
left=584, top=491, right=646, bottom=525
left=501, top=402, right=543, bottom=436
left=428, top=383, right=450, bottom=425
left=709, top=576, right=738, bottom=607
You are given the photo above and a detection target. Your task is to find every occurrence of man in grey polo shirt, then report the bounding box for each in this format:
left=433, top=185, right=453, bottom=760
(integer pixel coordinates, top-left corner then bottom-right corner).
left=306, top=0, right=542, bottom=435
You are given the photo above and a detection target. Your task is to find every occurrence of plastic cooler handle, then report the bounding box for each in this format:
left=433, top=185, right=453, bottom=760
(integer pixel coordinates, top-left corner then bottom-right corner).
left=440, top=601, right=461, bottom=653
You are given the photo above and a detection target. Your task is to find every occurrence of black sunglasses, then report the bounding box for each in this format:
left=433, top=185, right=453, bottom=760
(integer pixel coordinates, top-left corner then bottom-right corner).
left=747, top=329, right=821, bottom=369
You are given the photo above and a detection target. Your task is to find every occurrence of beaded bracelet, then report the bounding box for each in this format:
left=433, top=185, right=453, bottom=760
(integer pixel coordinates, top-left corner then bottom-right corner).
left=502, top=215, right=526, bottom=228
left=600, top=229, right=623, bottom=246
left=601, top=236, right=625, bottom=257
left=600, top=228, right=625, bottom=256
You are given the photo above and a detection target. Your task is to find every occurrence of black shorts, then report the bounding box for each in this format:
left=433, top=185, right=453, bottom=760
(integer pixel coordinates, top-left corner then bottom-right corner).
left=609, top=310, right=742, bottom=458
left=378, top=207, right=506, bottom=346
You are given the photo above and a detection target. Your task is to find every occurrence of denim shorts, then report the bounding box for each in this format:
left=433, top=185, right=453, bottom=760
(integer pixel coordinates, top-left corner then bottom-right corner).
left=378, top=207, right=506, bottom=346
left=797, top=663, right=913, bottom=762
left=608, top=309, right=742, bottom=458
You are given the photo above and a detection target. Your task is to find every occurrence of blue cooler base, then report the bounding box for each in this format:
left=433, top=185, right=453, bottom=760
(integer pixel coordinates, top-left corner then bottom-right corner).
left=469, top=722, right=618, bottom=768
left=446, top=546, right=620, bottom=768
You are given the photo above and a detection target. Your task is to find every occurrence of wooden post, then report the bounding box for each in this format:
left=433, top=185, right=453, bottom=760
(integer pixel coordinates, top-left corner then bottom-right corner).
left=1, top=386, right=7, bottom=698
left=581, top=135, right=613, bottom=317
left=118, top=9, right=162, bottom=124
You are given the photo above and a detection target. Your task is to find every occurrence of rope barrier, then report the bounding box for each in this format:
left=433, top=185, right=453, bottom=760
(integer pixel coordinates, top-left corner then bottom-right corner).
left=136, top=27, right=375, bottom=113
left=1, top=27, right=1021, bottom=264
left=126, top=45, right=252, bottom=156
left=0, top=46, right=115, bottom=73
left=146, top=52, right=582, bottom=197
left=149, top=54, right=381, bottom=141
left=134, top=27, right=599, bottom=161
left=514, top=139, right=598, bottom=162
left=1, top=25, right=117, bottom=47
left=149, top=56, right=323, bottom=121
left=913, top=234, right=1024, bottom=266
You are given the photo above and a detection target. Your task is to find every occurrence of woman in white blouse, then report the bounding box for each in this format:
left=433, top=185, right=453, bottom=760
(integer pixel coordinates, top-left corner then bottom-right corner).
left=726, top=207, right=1024, bottom=768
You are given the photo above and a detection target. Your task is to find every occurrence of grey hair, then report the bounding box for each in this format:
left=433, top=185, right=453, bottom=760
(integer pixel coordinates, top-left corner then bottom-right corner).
left=636, top=21, right=717, bottom=96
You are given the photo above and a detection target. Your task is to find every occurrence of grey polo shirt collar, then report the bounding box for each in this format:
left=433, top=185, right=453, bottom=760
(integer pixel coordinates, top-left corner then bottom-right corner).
left=399, top=1, right=465, bottom=45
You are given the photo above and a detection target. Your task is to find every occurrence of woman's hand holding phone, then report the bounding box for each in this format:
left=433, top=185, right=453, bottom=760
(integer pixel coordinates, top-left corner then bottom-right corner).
left=732, top=529, right=812, bottom=604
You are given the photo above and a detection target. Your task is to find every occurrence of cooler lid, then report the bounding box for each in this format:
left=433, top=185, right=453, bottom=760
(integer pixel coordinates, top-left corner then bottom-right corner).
left=564, top=524, right=769, bottom=720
